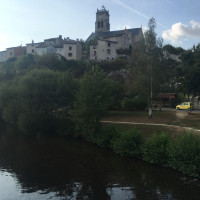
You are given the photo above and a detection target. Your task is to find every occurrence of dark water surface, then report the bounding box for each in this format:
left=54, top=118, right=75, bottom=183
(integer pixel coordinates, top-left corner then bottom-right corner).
left=0, top=134, right=200, bottom=200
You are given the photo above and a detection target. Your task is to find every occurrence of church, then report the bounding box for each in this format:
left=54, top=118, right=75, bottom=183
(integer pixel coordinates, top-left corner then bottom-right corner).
left=86, top=6, right=143, bottom=60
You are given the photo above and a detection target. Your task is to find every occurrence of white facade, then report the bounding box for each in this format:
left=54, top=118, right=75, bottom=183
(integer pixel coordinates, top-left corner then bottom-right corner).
left=62, top=42, right=82, bottom=60
left=90, top=40, right=117, bottom=60
left=26, top=36, right=82, bottom=60
left=0, top=51, right=7, bottom=62
left=36, top=48, right=47, bottom=56
left=26, top=42, right=40, bottom=54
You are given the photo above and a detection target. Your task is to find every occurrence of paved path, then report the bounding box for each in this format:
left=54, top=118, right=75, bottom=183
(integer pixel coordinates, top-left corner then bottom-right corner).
left=101, top=120, right=200, bottom=132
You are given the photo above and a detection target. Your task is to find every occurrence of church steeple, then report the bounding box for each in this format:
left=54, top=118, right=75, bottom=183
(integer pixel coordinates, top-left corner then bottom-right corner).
left=95, top=6, right=110, bottom=33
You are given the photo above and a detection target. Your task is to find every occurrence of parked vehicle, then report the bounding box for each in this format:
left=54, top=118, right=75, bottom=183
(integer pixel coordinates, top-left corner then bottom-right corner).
left=176, top=102, right=194, bottom=110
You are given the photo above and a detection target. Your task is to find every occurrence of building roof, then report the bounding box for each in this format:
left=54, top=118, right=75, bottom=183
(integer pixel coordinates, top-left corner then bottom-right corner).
left=95, top=39, right=118, bottom=43
left=36, top=42, right=47, bottom=48
left=44, top=35, right=62, bottom=42
left=157, top=93, right=177, bottom=99
left=64, top=40, right=77, bottom=44
left=86, top=28, right=141, bottom=42
left=7, top=46, right=26, bottom=50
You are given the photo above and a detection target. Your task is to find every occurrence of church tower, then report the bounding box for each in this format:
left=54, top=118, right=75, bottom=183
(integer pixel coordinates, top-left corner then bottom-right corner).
left=95, top=6, right=110, bottom=33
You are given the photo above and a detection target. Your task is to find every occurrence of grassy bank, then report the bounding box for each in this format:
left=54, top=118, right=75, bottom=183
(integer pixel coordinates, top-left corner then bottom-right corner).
left=83, top=111, right=200, bottom=178
left=103, top=110, right=200, bottom=130
left=89, top=124, right=200, bottom=178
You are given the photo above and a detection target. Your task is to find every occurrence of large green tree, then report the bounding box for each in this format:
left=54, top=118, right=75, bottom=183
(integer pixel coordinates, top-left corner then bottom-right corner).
left=0, top=69, right=78, bottom=135
left=130, top=17, right=164, bottom=115
left=176, top=43, right=200, bottom=98
left=74, top=66, right=115, bottom=138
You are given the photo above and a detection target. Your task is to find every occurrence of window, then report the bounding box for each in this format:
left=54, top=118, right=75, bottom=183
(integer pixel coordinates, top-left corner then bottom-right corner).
left=98, top=21, right=100, bottom=28
left=107, top=57, right=109, bottom=60
left=10, top=52, right=12, bottom=56
left=108, top=42, right=110, bottom=47
left=94, top=51, right=96, bottom=56
left=69, top=46, right=72, bottom=50
left=32, top=49, right=34, bottom=53
left=93, top=45, right=96, bottom=49
left=101, top=21, right=103, bottom=27
left=107, top=49, right=111, bottom=54
left=112, top=57, right=114, bottom=60
left=68, top=53, right=72, bottom=57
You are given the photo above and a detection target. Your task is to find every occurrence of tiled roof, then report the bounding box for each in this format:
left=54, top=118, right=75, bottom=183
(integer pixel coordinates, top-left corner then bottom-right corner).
left=86, top=28, right=141, bottom=42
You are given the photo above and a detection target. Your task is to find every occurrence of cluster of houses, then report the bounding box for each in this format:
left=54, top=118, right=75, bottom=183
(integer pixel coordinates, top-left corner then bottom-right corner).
left=0, top=36, right=82, bottom=62
left=0, top=6, right=143, bottom=63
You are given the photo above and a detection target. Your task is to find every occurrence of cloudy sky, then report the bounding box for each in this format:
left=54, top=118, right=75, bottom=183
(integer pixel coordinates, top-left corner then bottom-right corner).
left=0, top=0, right=200, bottom=51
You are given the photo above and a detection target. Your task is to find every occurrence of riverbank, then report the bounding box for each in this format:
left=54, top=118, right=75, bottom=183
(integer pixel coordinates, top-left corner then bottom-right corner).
left=90, top=110, right=200, bottom=178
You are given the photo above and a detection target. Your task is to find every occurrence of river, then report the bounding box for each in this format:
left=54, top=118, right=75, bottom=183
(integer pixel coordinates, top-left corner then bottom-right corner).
left=0, top=134, right=200, bottom=200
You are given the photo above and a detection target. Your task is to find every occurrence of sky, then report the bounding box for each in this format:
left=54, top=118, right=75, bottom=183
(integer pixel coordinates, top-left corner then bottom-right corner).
left=0, top=0, right=200, bottom=51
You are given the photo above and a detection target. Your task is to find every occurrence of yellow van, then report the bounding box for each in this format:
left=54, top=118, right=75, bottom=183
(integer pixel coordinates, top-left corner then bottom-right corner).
left=176, top=102, right=194, bottom=110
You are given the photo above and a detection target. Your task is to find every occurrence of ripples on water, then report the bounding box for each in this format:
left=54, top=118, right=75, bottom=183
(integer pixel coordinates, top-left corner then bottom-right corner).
left=0, top=134, right=200, bottom=200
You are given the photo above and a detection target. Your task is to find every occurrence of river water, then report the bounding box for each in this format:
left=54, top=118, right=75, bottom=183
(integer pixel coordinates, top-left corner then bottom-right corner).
left=0, top=134, right=200, bottom=200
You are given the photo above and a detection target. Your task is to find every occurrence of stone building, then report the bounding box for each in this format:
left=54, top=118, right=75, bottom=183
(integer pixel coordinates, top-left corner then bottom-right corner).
left=6, top=46, right=26, bottom=61
left=87, top=6, right=143, bottom=60
left=26, top=35, right=82, bottom=60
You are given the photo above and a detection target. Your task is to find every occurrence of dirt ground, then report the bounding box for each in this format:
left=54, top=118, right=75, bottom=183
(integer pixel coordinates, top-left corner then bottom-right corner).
left=102, top=110, right=200, bottom=139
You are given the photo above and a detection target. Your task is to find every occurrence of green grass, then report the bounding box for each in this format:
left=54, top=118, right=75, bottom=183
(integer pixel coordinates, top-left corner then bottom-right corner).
left=103, top=110, right=200, bottom=129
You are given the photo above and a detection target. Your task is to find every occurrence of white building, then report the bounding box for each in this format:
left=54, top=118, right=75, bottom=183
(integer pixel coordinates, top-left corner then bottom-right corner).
left=26, top=35, right=82, bottom=60
left=0, top=51, right=7, bottom=62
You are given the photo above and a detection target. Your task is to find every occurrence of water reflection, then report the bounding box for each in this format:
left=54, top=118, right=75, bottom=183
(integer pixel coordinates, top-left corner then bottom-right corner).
left=0, top=134, right=200, bottom=200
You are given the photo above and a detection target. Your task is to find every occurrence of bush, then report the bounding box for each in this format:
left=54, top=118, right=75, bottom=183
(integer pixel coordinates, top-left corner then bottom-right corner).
left=122, top=96, right=147, bottom=110
left=113, top=129, right=144, bottom=157
left=142, top=133, right=171, bottom=166
left=168, top=132, right=200, bottom=177
left=95, top=125, right=119, bottom=149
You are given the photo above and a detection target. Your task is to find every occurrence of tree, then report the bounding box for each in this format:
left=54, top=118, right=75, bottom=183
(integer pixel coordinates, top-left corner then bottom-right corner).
left=130, top=17, right=163, bottom=117
left=0, top=69, right=78, bottom=135
left=177, top=43, right=200, bottom=98
left=74, top=66, right=114, bottom=138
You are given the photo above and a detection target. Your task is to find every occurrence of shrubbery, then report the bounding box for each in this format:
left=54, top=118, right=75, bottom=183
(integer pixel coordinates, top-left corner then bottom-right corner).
left=142, top=133, right=171, bottom=166
left=168, top=133, right=200, bottom=177
left=113, top=129, right=144, bottom=157
left=90, top=126, right=200, bottom=178
left=122, top=96, right=147, bottom=110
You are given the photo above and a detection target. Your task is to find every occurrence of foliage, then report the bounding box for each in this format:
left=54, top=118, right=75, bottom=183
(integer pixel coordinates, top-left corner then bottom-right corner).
left=94, top=125, right=119, bottom=149
left=0, top=69, right=78, bottom=135
left=168, top=132, right=200, bottom=177
left=90, top=58, right=128, bottom=72
left=122, top=96, right=147, bottom=110
left=177, top=44, right=200, bottom=97
left=14, top=54, right=35, bottom=70
left=142, top=133, right=171, bottom=166
left=163, top=44, right=184, bottom=55
left=74, top=66, right=115, bottom=138
left=129, top=18, right=165, bottom=107
left=113, top=129, right=144, bottom=157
